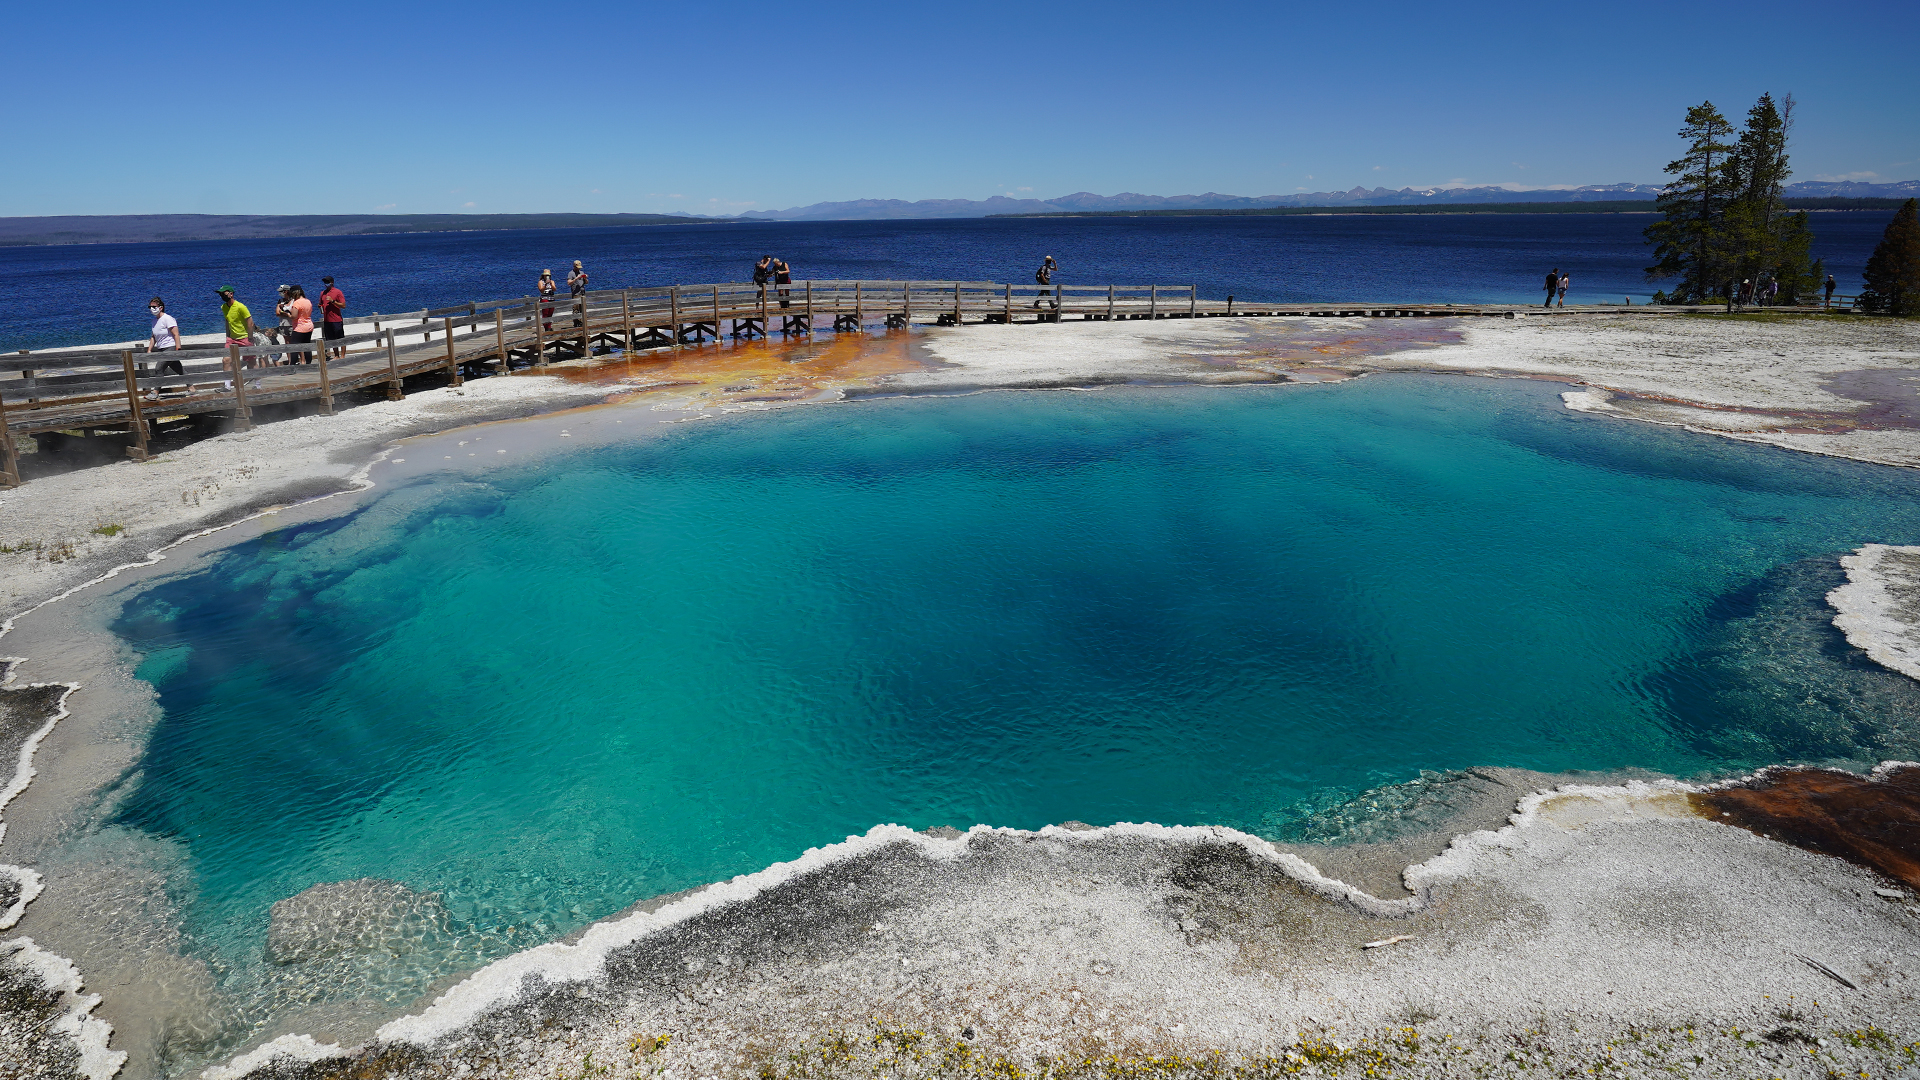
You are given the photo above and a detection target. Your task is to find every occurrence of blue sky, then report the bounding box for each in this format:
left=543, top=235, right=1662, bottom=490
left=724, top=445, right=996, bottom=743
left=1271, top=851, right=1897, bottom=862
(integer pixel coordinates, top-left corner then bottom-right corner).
left=5, top=0, right=1914, bottom=217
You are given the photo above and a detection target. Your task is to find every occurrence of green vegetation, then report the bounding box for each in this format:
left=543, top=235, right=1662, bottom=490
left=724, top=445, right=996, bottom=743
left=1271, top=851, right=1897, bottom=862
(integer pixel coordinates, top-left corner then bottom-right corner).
left=90, top=523, right=124, bottom=537
left=1644, top=93, right=1822, bottom=304
left=0, top=539, right=75, bottom=561
left=1861, top=198, right=1920, bottom=315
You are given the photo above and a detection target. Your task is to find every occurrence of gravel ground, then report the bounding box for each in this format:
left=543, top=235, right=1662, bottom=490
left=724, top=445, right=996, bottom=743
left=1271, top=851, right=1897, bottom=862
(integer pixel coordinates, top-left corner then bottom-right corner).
left=207, top=785, right=1920, bottom=1080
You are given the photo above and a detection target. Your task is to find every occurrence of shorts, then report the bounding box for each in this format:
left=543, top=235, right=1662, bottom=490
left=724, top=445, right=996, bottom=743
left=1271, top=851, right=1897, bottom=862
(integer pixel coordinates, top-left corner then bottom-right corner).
left=321, top=321, right=345, bottom=340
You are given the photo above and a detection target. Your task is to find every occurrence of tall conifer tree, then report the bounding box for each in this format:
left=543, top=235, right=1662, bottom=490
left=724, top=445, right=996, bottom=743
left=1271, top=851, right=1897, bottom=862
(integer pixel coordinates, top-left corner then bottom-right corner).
left=1725, top=94, right=1821, bottom=301
left=1862, top=199, right=1920, bottom=316
left=1645, top=102, right=1736, bottom=302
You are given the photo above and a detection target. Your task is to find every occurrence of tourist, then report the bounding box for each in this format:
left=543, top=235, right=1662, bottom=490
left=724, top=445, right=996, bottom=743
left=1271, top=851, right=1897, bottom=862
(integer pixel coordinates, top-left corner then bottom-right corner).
left=569, top=260, right=589, bottom=330
left=1825, top=275, right=1838, bottom=307
left=146, top=297, right=184, bottom=378
left=216, top=286, right=257, bottom=370
left=320, top=276, right=347, bottom=359
left=1766, top=278, right=1779, bottom=306
left=1557, top=272, right=1570, bottom=307
left=1543, top=268, right=1559, bottom=308
left=773, top=257, right=792, bottom=308
left=286, top=285, right=314, bottom=364
left=273, top=285, right=296, bottom=363
left=538, top=269, right=557, bottom=331
left=1034, top=258, right=1057, bottom=309
left=753, top=256, right=773, bottom=297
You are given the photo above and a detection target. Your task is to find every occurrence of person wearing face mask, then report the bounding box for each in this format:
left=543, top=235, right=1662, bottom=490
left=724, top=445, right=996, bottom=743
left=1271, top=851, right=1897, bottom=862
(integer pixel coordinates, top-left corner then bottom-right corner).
left=146, top=297, right=184, bottom=379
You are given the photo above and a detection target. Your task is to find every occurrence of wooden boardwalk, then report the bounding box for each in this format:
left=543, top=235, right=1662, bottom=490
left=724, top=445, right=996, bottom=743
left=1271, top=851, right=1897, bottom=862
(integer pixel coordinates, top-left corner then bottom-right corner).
left=0, top=279, right=1812, bottom=487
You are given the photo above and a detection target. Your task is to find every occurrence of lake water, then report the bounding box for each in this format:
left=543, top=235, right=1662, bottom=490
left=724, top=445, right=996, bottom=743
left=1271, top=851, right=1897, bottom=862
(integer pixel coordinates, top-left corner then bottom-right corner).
left=0, top=212, right=1893, bottom=352
left=104, top=373, right=1920, bottom=1066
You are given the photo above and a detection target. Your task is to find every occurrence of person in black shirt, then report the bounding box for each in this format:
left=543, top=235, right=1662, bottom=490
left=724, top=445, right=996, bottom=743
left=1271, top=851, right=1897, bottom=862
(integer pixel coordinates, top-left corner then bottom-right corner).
left=1543, top=268, right=1559, bottom=308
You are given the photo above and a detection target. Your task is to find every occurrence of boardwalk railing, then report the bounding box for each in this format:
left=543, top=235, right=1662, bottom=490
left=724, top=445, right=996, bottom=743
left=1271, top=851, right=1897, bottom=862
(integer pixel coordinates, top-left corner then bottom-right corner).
left=2, top=279, right=1648, bottom=487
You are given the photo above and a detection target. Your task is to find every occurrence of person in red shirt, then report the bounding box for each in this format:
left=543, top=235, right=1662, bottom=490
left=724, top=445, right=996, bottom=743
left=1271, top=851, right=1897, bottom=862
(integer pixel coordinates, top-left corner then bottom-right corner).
left=319, top=276, right=347, bottom=359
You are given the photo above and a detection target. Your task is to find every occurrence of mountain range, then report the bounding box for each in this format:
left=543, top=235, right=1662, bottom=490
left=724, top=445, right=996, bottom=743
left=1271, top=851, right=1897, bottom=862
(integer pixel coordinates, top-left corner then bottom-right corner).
left=738, top=180, right=1920, bottom=221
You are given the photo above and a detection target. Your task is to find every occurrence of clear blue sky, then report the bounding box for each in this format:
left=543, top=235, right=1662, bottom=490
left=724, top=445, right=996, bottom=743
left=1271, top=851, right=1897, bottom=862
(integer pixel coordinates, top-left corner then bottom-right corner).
left=6, top=0, right=1914, bottom=217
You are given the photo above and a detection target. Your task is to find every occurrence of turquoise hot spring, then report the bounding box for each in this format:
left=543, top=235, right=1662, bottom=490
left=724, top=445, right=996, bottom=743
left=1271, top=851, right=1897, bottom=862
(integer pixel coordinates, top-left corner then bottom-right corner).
left=100, top=373, right=1920, bottom=1039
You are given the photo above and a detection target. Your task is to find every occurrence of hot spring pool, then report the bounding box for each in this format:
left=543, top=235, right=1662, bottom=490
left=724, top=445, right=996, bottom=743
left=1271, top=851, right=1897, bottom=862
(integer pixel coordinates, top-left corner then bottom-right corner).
left=104, top=374, right=1920, bottom=1058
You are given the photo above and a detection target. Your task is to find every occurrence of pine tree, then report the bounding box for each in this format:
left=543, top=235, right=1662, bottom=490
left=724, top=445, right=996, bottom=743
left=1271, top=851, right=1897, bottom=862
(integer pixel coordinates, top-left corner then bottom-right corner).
left=1724, top=93, right=1821, bottom=302
left=1644, top=102, right=1737, bottom=302
left=1861, top=199, right=1920, bottom=316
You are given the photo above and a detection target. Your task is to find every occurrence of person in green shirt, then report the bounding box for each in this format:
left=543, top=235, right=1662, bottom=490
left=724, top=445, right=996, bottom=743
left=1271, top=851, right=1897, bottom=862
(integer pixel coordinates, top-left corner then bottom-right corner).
left=217, top=285, right=258, bottom=372
left=217, top=286, right=257, bottom=345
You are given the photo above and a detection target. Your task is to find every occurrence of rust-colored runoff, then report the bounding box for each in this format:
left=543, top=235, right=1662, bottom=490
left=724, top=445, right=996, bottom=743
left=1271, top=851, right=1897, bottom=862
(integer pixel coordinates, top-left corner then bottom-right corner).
left=1690, top=765, right=1920, bottom=889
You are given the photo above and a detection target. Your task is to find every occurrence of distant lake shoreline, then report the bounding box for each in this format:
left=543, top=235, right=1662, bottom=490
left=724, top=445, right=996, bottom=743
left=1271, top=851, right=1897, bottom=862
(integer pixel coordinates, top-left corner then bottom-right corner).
left=0, top=212, right=1893, bottom=353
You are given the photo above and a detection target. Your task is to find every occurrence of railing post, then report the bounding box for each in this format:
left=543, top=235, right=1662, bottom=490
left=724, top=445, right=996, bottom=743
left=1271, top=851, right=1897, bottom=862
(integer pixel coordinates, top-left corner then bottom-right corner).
left=1005, top=283, right=1012, bottom=322
left=712, top=285, right=721, bottom=339
left=494, top=308, right=507, bottom=373
left=535, top=306, right=547, bottom=369
left=444, top=317, right=460, bottom=385
left=317, top=334, right=335, bottom=413
left=1108, top=284, right=1115, bottom=320
left=670, top=285, right=681, bottom=344
left=953, top=282, right=962, bottom=324
left=621, top=289, right=634, bottom=353
left=855, top=282, right=863, bottom=325
left=0, top=389, right=18, bottom=488
left=1149, top=285, right=1158, bottom=319
left=120, top=350, right=150, bottom=461
left=904, top=282, right=912, bottom=323
left=229, top=344, right=253, bottom=430
left=1189, top=285, right=1197, bottom=318
left=385, top=330, right=405, bottom=399
left=805, top=280, right=813, bottom=326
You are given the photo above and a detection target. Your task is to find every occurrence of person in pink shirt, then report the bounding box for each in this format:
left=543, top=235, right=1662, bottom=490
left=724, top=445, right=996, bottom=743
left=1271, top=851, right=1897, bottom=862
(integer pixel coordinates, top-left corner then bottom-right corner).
left=286, top=284, right=315, bottom=364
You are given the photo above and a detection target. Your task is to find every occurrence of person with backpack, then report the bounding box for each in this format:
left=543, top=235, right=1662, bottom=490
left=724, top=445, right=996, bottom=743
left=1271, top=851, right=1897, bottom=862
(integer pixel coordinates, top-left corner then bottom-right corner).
left=773, top=257, right=792, bottom=308
left=1034, top=255, right=1058, bottom=309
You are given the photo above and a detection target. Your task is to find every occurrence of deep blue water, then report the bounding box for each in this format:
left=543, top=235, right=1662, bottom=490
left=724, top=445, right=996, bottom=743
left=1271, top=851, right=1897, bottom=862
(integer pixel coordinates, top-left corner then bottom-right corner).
left=1, top=211, right=1892, bottom=352
left=108, top=375, right=1920, bottom=1047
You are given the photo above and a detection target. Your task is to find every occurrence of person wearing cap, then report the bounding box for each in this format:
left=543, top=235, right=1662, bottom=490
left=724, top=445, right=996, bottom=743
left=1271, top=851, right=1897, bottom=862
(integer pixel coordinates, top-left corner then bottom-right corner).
left=319, top=276, right=347, bottom=359
left=567, top=260, right=588, bottom=332
left=1033, top=255, right=1058, bottom=309
left=538, top=269, right=557, bottom=331
left=216, top=286, right=257, bottom=369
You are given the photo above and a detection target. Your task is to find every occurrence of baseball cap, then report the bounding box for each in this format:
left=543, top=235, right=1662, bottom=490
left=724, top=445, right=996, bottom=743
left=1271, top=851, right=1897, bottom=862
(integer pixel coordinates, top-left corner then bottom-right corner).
left=216, top=285, right=235, bottom=295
